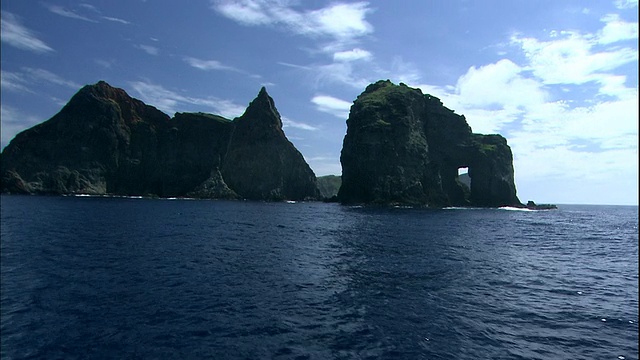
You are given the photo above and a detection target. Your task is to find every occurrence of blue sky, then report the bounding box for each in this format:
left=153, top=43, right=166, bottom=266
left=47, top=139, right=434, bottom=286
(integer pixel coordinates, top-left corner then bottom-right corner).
left=1, top=0, right=638, bottom=205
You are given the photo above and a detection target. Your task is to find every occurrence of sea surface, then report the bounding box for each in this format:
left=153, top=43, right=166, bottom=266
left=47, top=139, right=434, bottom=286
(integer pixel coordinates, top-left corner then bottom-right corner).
left=1, top=195, right=638, bottom=359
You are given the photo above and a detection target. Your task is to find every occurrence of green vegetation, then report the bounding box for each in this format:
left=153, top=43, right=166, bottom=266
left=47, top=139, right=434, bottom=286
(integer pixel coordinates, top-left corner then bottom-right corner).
left=479, top=143, right=497, bottom=153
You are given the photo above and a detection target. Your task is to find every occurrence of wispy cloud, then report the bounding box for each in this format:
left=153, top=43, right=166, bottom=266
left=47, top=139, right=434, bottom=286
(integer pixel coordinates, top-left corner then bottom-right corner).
left=129, top=81, right=246, bottom=118
left=211, top=1, right=373, bottom=41
left=597, top=13, right=639, bottom=44
left=511, top=17, right=637, bottom=86
left=45, top=4, right=97, bottom=22
left=1, top=68, right=80, bottom=92
left=103, top=16, right=131, bottom=24
left=282, top=116, right=318, bottom=131
left=614, top=0, right=638, bottom=9
left=22, top=67, right=81, bottom=89
left=1, top=70, right=32, bottom=93
left=311, top=95, right=352, bottom=119
left=184, top=57, right=238, bottom=71
left=0, top=11, right=54, bottom=53
left=137, top=44, right=159, bottom=55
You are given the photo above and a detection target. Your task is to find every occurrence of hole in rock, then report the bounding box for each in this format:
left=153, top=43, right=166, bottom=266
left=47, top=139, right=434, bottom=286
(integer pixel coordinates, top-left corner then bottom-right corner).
left=457, top=167, right=471, bottom=188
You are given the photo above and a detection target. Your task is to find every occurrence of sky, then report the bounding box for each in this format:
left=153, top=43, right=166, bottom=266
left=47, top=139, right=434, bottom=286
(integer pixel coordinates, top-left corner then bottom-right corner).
left=1, top=0, right=638, bottom=205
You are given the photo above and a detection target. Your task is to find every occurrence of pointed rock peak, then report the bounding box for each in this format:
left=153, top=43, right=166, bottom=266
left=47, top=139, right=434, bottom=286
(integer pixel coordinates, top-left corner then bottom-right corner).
left=78, top=80, right=130, bottom=101
left=240, top=86, right=282, bottom=129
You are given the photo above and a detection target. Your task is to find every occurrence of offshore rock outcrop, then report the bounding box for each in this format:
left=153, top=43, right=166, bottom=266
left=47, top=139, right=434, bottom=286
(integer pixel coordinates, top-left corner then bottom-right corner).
left=0, top=81, right=319, bottom=200
left=338, top=80, right=522, bottom=207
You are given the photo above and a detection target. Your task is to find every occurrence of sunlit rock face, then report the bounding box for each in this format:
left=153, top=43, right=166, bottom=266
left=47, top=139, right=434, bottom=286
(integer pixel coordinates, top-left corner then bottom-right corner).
left=0, top=81, right=319, bottom=201
left=338, top=80, right=522, bottom=207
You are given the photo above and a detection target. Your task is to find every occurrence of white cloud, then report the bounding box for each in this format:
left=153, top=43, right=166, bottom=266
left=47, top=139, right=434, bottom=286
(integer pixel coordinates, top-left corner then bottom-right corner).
left=0, top=11, right=54, bottom=53
left=511, top=29, right=637, bottom=85
left=598, top=14, right=638, bottom=44
left=137, top=44, right=159, bottom=55
left=184, top=57, right=237, bottom=71
left=306, top=2, right=372, bottom=40
left=311, top=95, right=352, bottom=119
left=456, top=59, right=547, bottom=109
left=21, top=67, right=81, bottom=89
left=1, top=68, right=80, bottom=93
left=45, top=4, right=97, bottom=22
left=79, top=4, right=100, bottom=12
left=333, top=48, right=372, bottom=62
left=282, top=116, right=318, bottom=131
left=614, top=0, right=638, bottom=9
left=212, top=1, right=372, bottom=41
left=0, top=71, right=31, bottom=92
left=103, top=16, right=130, bottom=24
left=316, top=62, right=372, bottom=89
left=129, top=81, right=245, bottom=118
left=405, top=14, right=638, bottom=204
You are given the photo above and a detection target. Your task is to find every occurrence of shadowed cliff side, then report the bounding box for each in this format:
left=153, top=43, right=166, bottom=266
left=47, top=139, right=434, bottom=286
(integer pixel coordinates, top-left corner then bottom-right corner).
left=0, top=81, right=319, bottom=200
left=338, top=80, right=521, bottom=207
left=221, top=87, right=319, bottom=201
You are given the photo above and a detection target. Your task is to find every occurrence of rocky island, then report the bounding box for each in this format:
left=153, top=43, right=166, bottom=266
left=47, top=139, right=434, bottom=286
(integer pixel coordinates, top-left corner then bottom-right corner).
left=339, top=80, right=523, bottom=208
left=0, top=81, right=318, bottom=201
left=1, top=79, right=551, bottom=208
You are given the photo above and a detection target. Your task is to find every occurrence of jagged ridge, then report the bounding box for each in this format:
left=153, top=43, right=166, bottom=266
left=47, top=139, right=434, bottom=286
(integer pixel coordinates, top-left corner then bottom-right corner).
left=0, top=81, right=319, bottom=201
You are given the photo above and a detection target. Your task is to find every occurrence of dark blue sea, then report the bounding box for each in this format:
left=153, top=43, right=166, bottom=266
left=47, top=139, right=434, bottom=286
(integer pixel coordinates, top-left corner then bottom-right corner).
left=1, top=195, right=637, bottom=360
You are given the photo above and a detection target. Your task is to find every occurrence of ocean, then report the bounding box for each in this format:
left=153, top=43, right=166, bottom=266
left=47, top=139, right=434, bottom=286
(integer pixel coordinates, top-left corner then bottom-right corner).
left=1, top=195, right=637, bottom=359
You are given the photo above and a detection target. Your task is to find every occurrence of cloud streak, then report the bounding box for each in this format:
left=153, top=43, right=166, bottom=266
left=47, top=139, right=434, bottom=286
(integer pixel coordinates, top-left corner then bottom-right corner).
left=184, top=57, right=238, bottom=71
left=45, top=4, right=98, bottom=22
left=211, top=0, right=373, bottom=41
left=1, top=12, right=54, bottom=53
left=311, top=95, right=352, bottom=119
left=1, top=68, right=80, bottom=92
left=137, top=44, right=159, bottom=55
left=129, top=81, right=246, bottom=118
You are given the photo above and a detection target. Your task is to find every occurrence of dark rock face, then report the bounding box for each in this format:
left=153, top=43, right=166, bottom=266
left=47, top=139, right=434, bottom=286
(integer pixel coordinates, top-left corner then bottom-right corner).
left=338, top=80, right=522, bottom=207
left=221, top=88, right=319, bottom=201
left=1, top=81, right=319, bottom=200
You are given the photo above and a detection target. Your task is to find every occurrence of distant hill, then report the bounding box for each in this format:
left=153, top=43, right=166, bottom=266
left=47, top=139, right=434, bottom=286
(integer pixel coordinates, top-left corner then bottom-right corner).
left=317, top=175, right=341, bottom=199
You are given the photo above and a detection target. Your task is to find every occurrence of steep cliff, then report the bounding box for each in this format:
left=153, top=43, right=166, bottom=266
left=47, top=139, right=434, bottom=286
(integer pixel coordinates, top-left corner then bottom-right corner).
left=338, top=80, right=521, bottom=207
left=0, top=81, right=319, bottom=200
left=221, top=87, right=319, bottom=201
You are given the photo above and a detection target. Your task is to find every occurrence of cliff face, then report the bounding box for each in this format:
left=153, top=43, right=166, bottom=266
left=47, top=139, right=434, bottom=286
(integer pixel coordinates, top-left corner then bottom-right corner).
left=338, top=80, right=521, bottom=207
left=1, top=81, right=318, bottom=200
left=221, top=87, right=319, bottom=201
